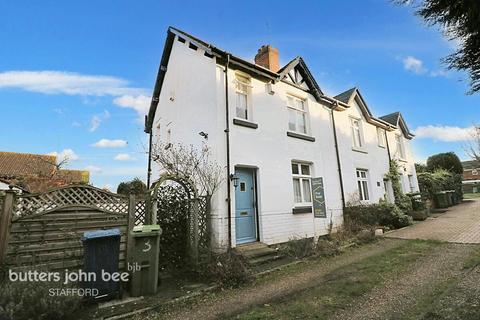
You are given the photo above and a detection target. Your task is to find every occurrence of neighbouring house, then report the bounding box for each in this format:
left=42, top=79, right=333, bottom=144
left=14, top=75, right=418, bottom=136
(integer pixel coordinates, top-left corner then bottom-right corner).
left=462, top=160, right=480, bottom=193
left=0, top=151, right=89, bottom=193
left=144, top=27, right=419, bottom=251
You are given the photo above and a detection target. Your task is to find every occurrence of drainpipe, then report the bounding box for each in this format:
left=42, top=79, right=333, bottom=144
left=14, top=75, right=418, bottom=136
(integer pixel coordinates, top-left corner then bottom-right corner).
left=385, top=128, right=392, bottom=163
left=331, top=105, right=346, bottom=208
left=224, top=54, right=232, bottom=248
left=146, top=120, right=153, bottom=189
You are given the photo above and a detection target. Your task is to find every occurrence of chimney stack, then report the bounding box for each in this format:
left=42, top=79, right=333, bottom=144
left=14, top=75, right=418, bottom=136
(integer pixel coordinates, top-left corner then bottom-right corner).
left=254, top=45, right=279, bottom=72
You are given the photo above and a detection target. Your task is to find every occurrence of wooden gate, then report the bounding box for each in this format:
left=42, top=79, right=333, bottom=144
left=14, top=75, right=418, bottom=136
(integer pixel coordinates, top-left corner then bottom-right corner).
left=0, top=185, right=145, bottom=272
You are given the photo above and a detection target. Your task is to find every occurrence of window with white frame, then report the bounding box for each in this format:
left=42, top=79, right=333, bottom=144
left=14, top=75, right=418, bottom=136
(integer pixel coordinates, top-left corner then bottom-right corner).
left=350, top=118, right=363, bottom=149
left=396, top=134, right=406, bottom=159
left=356, top=169, right=370, bottom=201
left=287, top=95, right=308, bottom=134
left=472, top=169, right=478, bottom=175
left=408, top=175, right=415, bottom=192
left=377, top=127, right=386, bottom=148
left=292, top=162, right=312, bottom=206
left=235, top=74, right=251, bottom=120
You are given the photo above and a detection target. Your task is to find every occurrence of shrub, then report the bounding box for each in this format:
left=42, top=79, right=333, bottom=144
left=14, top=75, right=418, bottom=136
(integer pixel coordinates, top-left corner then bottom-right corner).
left=0, top=274, right=81, bottom=320
left=279, top=237, right=315, bottom=259
left=417, top=169, right=463, bottom=204
left=344, top=202, right=412, bottom=230
left=315, top=238, right=341, bottom=256
left=202, top=250, right=251, bottom=288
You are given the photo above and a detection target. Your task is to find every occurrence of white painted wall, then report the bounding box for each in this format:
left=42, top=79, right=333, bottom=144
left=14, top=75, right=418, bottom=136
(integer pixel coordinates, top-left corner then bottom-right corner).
left=151, top=35, right=419, bottom=251
left=333, top=97, right=391, bottom=204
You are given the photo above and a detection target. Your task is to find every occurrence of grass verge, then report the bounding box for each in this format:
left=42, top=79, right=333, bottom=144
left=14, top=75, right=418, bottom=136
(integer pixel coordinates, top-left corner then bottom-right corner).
left=230, top=240, right=442, bottom=320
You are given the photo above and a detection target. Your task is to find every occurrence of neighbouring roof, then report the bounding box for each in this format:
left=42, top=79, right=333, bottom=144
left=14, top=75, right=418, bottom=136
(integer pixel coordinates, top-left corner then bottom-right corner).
left=379, top=112, right=414, bottom=139
left=379, top=112, right=401, bottom=126
left=0, top=151, right=90, bottom=193
left=0, top=151, right=56, bottom=177
left=463, top=160, right=480, bottom=170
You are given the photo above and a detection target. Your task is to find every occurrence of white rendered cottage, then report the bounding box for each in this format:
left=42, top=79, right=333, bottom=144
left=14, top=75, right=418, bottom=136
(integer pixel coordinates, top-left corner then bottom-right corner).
left=145, top=27, right=419, bottom=251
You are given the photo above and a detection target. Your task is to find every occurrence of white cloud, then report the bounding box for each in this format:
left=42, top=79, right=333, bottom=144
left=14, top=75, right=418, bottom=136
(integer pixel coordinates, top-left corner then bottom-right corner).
left=84, top=165, right=102, bottom=173
left=430, top=69, right=449, bottom=77
left=403, top=56, right=427, bottom=74
left=0, top=71, right=146, bottom=96
left=114, top=153, right=135, bottom=161
left=91, top=139, right=128, bottom=148
left=0, top=71, right=150, bottom=117
left=89, top=110, right=110, bottom=132
left=48, top=149, right=79, bottom=162
left=413, top=125, right=475, bottom=142
left=89, top=115, right=101, bottom=132
left=113, top=95, right=151, bottom=117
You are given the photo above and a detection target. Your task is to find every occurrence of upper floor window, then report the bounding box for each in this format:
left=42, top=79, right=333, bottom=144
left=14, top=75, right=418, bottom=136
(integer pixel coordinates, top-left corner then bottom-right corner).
left=292, top=162, right=312, bottom=206
left=472, top=169, right=478, bottom=175
left=377, top=127, right=386, bottom=148
left=350, top=118, right=363, bottom=149
left=235, top=74, right=251, bottom=120
left=287, top=95, right=308, bottom=135
left=356, top=169, right=369, bottom=201
left=396, top=135, right=406, bottom=159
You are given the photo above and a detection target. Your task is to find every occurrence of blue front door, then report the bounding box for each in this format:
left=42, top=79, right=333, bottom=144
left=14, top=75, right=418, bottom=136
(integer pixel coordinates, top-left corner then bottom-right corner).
left=235, top=168, right=257, bottom=244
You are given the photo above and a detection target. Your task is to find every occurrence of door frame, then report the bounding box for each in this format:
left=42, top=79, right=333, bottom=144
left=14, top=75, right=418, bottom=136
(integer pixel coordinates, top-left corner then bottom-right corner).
left=234, top=166, right=260, bottom=245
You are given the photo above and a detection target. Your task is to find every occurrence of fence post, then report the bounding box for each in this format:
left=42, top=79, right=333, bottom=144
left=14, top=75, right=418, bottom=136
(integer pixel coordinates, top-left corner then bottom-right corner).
left=126, top=194, right=136, bottom=269
left=0, top=191, right=15, bottom=266
left=145, top=193, right=152, bottom=225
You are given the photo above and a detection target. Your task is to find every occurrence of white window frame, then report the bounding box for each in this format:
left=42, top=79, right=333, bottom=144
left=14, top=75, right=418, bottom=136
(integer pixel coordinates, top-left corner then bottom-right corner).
left=377, top=127, right=386, bottom=148
left=472, top=169, right=478, bottom=176
left=287, top=95, right=309, bottom=135
left=350, top=117, right=364, bottom=149
left=234, top=73, right=252, bottom=121
left=292, top=162, right=313, bottom=207
left=356, top=169, right=370, bottom=201
left=408, top=174, right=415, bottom=193
left=396, top=134, right=406, bottom=159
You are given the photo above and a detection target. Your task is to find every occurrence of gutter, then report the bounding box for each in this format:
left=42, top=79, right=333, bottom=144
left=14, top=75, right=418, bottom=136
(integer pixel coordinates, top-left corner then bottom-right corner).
left=146, top=121, right=153, bottom=188
left=330, top=104, right=346, bottom=209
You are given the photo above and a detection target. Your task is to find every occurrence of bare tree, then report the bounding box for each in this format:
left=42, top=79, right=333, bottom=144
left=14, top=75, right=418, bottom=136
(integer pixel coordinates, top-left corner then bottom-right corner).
left=465, top=124, right=480, bottom=163
left=151, top=142, right=224, bottom=196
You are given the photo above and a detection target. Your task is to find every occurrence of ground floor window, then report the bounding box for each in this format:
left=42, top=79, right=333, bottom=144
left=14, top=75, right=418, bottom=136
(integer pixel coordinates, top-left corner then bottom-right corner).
left=356, top=169, right=369, bottom=201
left=292, top=162, right=312, bottom=206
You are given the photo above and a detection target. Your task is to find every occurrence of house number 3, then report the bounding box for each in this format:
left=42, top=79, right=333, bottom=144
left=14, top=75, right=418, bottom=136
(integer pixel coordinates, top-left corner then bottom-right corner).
left=142, top=239, right=152, bottom=252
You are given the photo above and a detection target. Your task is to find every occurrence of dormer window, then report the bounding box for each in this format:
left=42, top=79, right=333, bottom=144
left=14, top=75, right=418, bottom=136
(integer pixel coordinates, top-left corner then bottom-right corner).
left=396, top=134, right=406, bottom=159
left=235, top=74, right=252, bottom=120
left=350, top=117, right=363, bottom=149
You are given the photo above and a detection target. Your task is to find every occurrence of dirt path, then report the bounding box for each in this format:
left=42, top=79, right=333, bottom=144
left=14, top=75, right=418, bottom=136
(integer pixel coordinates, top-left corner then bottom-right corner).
left=157, top=239, right=403, bottom=320
left=330, top=243, right=477, bottom=320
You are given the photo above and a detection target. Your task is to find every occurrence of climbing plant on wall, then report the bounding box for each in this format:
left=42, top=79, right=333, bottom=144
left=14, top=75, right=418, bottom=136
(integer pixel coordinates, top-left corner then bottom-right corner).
left=386, top=160, right=413, bottom=214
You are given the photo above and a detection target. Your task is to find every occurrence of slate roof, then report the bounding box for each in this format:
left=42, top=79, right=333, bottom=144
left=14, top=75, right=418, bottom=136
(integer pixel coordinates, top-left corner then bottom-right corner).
left=463, top=160, right=480, bottom=170
left=379, top=112, right=401, bottom=126
left=334, top=87, right=357, bottom=104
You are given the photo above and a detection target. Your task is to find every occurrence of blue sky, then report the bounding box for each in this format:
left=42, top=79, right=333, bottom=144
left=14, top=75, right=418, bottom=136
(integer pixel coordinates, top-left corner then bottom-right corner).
left=1, top=0, right=478, bottom=190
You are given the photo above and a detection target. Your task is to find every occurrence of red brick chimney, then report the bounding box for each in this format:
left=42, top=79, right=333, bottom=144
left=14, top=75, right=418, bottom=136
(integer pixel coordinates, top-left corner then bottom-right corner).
left=254, top=45, right=279, bottom=72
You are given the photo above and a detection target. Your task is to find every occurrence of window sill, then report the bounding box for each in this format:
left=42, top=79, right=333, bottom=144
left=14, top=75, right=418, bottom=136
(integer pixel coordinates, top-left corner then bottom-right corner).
left=292, top=206, right=313, bottom=214
left=287, top=131, right=315, bottom=142
left=352, top=147, right=368, bottom=154
left=398, top=158, right=408, bottom=163
left=378, top=145, right=386, bottom=149
left=233, top=118, right=258, bottom=129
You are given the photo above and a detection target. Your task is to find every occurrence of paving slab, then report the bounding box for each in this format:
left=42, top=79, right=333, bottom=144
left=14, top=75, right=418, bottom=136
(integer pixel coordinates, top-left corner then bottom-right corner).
left=385, top=199, right=480, bottom=243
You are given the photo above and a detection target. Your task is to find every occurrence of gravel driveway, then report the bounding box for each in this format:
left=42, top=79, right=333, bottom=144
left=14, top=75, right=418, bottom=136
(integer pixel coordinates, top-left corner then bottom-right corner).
left=384, top=199, right=480, bottom=243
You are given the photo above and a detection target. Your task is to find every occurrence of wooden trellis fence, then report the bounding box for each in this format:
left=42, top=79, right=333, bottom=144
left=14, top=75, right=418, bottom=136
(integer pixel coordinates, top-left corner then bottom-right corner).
left=0, top=185, right=146, bottom=272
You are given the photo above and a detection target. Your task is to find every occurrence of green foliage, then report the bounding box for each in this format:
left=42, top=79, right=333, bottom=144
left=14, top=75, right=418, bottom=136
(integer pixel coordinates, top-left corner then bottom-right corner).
left=344, top=202, right=413, bottom=230
left=417, top=169, right=463, bottom=202
left=0, top=277, right=81, bottom=320
left=279, top=237, right=316, bottom=259
left=415, top=163, right=427, bottom=173
left=386, top=160, right=413, bottom=214
left=116, top=177, right=147, bottom=196
left=202, top=250, right=251, bottom=288
left=426, top=152, right=463, bottom=174
left=397, top=1, right=480, bottom=94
